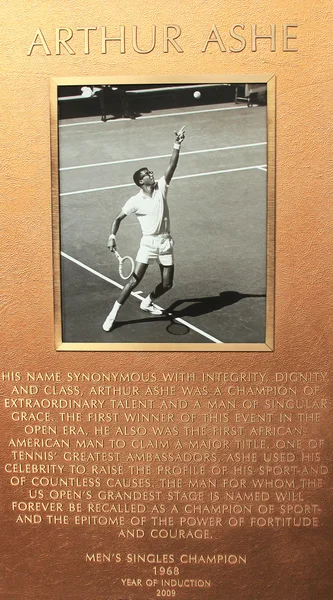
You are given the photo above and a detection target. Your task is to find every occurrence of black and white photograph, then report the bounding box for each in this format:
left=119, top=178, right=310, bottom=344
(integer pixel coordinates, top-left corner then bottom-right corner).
left=53, top=78, right=274, bottom=350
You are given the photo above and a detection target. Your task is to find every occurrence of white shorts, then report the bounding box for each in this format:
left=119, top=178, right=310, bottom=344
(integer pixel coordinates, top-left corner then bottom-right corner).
left=136, top=234, right=174, bottom=266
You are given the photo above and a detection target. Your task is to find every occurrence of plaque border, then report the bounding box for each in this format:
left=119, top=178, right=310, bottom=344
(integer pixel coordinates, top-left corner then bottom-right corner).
left=50, top=74, right=275, bottom=352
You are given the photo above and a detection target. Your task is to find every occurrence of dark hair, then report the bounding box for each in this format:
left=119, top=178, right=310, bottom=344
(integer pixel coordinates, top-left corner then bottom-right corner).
left=133, top=167, right=148, bottom=188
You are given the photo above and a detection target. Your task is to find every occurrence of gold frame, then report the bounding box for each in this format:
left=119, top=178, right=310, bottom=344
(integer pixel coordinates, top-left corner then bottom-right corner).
left=51, top=75, right=275, bottom=352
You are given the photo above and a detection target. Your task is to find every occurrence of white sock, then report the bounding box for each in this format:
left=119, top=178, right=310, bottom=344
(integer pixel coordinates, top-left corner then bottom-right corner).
left=143, top=294, right=152, bottom=305
left=110, top=300, right=121, bottom=317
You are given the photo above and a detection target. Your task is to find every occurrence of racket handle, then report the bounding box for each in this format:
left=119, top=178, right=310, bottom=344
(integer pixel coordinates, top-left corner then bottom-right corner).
left=113, top=250, right=121, bottom=261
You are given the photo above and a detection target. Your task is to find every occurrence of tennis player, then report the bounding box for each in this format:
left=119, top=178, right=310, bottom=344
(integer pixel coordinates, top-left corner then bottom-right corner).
left=102, top=126, right=185, bottom=332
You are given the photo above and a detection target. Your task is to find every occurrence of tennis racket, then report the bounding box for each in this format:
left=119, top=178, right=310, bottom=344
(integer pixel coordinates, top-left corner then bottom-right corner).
left=113, top=250, right=135, bottom=280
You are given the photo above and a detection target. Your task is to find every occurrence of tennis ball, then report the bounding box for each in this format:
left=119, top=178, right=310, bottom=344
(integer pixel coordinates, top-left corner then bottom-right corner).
left=193, top=91, right=201, bottom=99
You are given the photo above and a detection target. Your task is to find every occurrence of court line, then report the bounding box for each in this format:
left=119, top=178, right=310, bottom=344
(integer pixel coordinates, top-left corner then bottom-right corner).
left=60, top=164, right=267, bottom=197
left=60, top=142, right=267, bottom=172
left=59, top=105, right=248, bottom=128
left=61, top=251, right=223, bottom=344
left=257, top=166, right=267, bottom=172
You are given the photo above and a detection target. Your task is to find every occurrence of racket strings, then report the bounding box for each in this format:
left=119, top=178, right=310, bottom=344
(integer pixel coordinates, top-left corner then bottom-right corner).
left=112, top=249, right=134, bottom=280
left=119, top=256, right=134, bottom=279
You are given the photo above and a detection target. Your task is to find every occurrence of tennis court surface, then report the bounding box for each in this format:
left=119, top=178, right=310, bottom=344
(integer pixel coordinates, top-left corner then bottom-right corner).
left=58, top=98, right=268, bottom=346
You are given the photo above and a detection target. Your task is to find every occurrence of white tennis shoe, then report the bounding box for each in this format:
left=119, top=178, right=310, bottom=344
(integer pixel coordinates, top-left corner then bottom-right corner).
left=140, top=297, right=164, bottom=315
left=102, top=312, right=115, bottom=331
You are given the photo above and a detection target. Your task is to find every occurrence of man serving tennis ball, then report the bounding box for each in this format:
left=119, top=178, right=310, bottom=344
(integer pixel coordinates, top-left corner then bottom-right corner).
left=102, top=125, right=185, bottom=332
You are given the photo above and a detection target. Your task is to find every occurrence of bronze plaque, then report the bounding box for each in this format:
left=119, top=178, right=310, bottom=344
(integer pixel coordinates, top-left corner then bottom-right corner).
left=1, top=3, right=332, bottom=600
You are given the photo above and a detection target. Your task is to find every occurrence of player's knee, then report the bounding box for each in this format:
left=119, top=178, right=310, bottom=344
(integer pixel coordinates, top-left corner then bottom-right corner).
left=128, top=275, right=139, bottom=290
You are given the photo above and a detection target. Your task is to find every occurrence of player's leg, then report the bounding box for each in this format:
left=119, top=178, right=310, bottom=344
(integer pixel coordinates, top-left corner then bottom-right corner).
left=151, top=264, right=174, bottom=299
left=118, top=262, right=148, bottom=304
left=102, top=262, right=148, bottom=331
left=140, top=239, right=174, bottom=313
left=140, top=264, right=174, bottom=314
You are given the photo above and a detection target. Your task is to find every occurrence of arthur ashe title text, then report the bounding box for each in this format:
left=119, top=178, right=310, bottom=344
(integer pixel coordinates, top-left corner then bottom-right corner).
left=27, top=24, right=298, bottom=55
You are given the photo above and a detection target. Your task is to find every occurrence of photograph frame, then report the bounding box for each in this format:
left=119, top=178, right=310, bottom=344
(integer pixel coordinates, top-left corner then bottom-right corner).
left=50, top=74, right=276, bottom=352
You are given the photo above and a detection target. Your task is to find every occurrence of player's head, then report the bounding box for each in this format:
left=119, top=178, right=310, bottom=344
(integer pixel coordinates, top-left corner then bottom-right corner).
left=133, top=167, right=155, bottom=187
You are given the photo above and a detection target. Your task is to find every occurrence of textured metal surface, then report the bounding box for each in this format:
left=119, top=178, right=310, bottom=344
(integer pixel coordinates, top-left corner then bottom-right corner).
left=1, top=1, right=332, bottom=599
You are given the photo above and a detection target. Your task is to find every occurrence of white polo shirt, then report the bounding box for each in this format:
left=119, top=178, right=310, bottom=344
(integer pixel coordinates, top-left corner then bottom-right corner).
left=122, top=176, right=170, bottom=236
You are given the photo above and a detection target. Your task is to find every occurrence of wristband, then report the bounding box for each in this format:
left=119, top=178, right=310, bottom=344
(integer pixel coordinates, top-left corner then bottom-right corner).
left=109, top=234, right=116, bottom=240
left=173, top=142, right=180, bottom=150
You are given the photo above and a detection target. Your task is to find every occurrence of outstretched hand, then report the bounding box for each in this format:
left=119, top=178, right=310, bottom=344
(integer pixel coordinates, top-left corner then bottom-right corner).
left=174, top=126, right=185, bottom=144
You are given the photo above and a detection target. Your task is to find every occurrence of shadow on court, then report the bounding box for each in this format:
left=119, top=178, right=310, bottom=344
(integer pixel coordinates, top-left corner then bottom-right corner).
left=111, top=291, right=266, bottom=338
left=108, top=314, right=191, bottom=338
left=166, top=291, right=266, bottom=318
